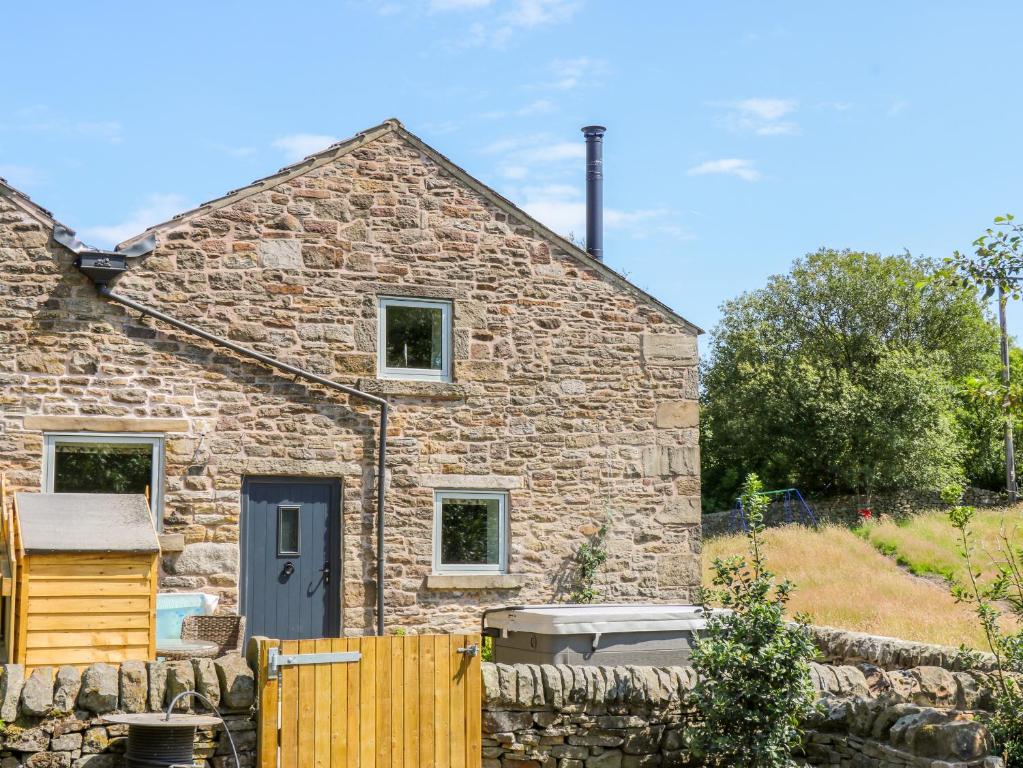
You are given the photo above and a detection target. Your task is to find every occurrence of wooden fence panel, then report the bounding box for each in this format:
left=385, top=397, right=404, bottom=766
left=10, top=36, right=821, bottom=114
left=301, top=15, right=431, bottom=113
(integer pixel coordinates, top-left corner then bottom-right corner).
left=255, top=634, right=481, bottom=768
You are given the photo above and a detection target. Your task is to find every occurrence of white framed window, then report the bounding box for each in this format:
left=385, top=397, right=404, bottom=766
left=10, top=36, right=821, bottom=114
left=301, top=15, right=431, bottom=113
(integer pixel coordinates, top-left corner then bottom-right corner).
left=433, top=490, right=508, bottom=574
left=42, top=433, right=165, bottom=525
left=378, top=297, right=452, bottom=382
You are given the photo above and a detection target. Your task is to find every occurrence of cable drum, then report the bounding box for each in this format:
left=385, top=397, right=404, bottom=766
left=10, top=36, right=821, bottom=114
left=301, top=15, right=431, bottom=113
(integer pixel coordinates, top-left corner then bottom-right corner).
left=124, top=725, right=197, bottom=768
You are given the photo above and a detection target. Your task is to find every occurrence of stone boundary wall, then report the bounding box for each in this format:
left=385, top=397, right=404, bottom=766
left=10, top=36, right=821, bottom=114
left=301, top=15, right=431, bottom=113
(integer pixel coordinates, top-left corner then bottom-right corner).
left=807, top=625, right=999, bottom=673
left=703, top=487, right=1007, bottom=537
left=0, top=656, right=256, bottom=768
left=481, top=661, right=1003, bottom=767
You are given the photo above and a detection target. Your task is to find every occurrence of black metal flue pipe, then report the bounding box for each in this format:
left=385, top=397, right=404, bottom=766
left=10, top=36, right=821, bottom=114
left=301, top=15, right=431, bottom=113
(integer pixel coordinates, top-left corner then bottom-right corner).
left=581, top=125, right=606, bottom=262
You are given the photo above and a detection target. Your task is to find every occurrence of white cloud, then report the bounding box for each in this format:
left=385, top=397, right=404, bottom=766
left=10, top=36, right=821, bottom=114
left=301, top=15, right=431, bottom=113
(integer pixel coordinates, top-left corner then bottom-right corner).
left=208, top=142, right=257, bottom=158
left=0, top=106, right=123, bottom=144
left=80, top=193, right=192, bottom=248
left=545, top=57, right=604, bottom=90
left=454, top=0, right=582, bottom=48
left=430, top=0, right=492, bottom=9
left=686, top=158, right=761, bottom=182
left=502, top=0, right=580, bottom=27
left=721, top=98, right=798, bottom=136
left=272, top=134, right=339, bottom=162
left=517, top=183, right=685, bottom=242
left=478, top=99, right=556, bottom=120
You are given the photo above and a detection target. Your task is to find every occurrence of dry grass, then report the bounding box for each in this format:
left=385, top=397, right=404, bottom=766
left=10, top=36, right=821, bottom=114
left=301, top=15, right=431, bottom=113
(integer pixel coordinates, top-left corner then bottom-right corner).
left=703, top=524, right=992, bottom=649
left=862, top=506, right=1023, bottom=586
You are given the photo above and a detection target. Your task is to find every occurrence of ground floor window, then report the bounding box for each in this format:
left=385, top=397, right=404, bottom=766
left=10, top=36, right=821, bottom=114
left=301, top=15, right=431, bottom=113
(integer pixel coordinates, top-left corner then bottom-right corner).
left=433, top=490, right=508, bottom=573
left=43, top=433, right=164, bottom=522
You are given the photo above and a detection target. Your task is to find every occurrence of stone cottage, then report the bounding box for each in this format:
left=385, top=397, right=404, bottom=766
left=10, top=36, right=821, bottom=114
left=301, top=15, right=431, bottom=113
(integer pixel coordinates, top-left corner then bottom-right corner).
left=0, top=119, right=701, bottom=638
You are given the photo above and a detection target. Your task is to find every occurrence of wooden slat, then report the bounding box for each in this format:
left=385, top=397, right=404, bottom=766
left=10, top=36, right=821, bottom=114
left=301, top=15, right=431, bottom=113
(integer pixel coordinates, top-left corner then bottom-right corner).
left=375, top=637, right=391, bottom=767
left=26, top=596, right=150, bottom=614
left=25, top=645, right=150, bottom=666
left=419, top=635, right=435, bottom=768
left=403, top=636, right=419, bottom=768
left=26, top=613, right=151, bottom=631
left=281, top=639, right=300, bottom=768
left=26, top=630, right=151, bottom=648
left=254, top=637, right=281, bottom=768
left=359, top=637, right=375, bottom=767
left=298, top=639, right=316, bottom=768
left=464, top=634, right=482, bottom=768
left=27, top=578, right=151, bottom=597
left=434, top=635, right=450, bottom=768
left=347, top=637, right=361, bottom=768
left=448, top=635, right=466, bottom=768
left=390, top=637, right=404, bottom=768
left=330, top=638, right=348, bottom=768
left=314, top=637, right=331, bottom=768
left=28, top=554, right=150, bottom=567
left=29, top=562, right=153, bottom=578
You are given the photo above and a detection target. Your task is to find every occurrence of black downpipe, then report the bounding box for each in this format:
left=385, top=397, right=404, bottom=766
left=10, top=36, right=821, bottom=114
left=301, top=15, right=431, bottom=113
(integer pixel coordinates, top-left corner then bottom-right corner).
left=581, top=125, right=606, bottom=262
left=94, top=284, right=390, bottom=636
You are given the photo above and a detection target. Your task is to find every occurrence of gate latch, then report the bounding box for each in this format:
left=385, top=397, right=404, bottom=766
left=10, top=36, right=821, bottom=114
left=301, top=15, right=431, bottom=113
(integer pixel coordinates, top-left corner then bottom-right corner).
left=268, top=647, right=362, bottom=679
left=456, top=643, right=479, bottom=658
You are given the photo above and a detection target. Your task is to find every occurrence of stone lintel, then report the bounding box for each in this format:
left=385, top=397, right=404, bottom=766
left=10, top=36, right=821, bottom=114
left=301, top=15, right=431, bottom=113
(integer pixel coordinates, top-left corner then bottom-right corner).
left=425, top=574, right=525, bottom=590
left=419, top=474, right=523, bottom=490
left=23, top=416, right=189, bottom=433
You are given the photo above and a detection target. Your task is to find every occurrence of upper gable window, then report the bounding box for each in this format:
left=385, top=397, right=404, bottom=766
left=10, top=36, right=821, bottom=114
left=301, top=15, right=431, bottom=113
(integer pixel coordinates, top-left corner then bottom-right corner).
left=378, top=297, right=452, bottom=381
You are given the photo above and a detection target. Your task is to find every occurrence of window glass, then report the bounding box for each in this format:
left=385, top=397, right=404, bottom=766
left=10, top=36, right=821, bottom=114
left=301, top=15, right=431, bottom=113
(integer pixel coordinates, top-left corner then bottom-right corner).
left=52, top=441, right=153, bottom=495
left=439, top=495, right=502, bottom=567
left=384, top=304, right=444, bottom=371
left=278, top=505, right=300, bottom=556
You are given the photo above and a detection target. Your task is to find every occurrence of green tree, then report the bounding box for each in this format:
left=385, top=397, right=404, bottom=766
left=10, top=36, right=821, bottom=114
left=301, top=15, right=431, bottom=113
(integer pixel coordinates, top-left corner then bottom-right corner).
left=687, top=473, right=818, bottom=768
left=945, top=214, right=1023, bottom=501
left=701, top=249, right=1001, bottom=510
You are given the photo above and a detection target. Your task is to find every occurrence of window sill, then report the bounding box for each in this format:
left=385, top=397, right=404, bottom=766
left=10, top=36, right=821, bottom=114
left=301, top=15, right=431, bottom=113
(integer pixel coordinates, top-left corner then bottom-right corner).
left=357, top=378, right=467, bottom=401
left=425, top=574, right=525, bottom=591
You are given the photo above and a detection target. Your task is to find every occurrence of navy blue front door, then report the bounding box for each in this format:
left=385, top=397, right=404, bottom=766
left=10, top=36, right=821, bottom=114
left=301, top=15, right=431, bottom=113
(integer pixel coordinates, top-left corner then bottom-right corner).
left=241, top=477, right=341, bottom=639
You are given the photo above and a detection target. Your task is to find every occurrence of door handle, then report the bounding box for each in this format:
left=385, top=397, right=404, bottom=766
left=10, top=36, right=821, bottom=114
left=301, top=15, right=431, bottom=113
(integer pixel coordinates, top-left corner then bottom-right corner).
left=282, top=561, right=295, bottom=577
left=321, top=562, right=330, bottom=584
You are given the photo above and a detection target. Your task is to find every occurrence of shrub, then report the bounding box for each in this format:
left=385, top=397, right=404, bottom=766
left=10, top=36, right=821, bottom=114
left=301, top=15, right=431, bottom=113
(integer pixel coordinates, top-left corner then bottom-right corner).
left=687, top=473, right=818, bottom=768
left=943, top=485, right=1023, bottom=766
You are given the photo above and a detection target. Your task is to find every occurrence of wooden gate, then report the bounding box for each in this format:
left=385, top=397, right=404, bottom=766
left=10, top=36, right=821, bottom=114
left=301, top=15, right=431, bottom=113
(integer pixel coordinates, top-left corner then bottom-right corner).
left=253, top=634, right=482, bottom=768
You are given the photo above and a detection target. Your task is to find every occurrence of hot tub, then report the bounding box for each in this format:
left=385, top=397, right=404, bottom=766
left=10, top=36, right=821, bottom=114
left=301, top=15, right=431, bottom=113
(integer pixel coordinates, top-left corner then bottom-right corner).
left=483, top=604, right=707, bottom=667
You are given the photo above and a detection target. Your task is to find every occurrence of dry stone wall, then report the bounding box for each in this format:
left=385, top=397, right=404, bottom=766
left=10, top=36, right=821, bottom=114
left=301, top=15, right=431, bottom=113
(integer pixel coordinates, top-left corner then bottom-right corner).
left=0, top=656, right=255, bottom=768
left=481, top=661, right=1004, bottom=768
left=0, top=123, right=701, bottom=634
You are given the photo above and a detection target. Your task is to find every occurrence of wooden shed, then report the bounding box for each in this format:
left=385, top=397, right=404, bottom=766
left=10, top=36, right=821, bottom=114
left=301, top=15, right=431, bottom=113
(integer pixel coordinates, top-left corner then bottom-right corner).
left=10, top=493, right=159, bottom=669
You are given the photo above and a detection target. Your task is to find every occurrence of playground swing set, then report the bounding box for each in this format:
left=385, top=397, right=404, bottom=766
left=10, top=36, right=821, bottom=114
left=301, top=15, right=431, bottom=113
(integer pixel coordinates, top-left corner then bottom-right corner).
left=728, top=487, right=819, bottom=533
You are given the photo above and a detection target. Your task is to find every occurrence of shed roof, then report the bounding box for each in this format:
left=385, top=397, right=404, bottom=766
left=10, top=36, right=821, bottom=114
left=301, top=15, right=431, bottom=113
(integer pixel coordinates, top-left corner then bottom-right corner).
left=15, top=493, right=160, bottom=554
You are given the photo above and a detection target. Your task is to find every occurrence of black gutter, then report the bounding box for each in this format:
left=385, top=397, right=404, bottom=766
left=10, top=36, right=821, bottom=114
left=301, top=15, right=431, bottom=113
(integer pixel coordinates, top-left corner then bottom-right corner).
left=59, top=221, right=390, bottom=636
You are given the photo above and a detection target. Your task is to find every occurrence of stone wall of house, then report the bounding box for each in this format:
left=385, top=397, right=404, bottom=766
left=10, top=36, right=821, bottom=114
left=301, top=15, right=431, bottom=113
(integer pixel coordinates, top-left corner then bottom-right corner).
left=481, top=661, right=1003, bottom=767
left=0, top=123, right=701, bottom=635
left=0, top=655, right=255, bottom=768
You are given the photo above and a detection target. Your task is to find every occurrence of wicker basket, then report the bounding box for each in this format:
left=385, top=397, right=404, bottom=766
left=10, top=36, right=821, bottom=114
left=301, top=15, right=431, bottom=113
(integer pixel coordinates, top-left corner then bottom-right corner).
left=180, top=615, right=246, bottom=656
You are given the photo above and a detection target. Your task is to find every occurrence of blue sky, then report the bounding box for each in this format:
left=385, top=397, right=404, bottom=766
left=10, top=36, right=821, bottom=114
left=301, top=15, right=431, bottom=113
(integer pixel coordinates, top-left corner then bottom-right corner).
left=4, top=1, right=1023, bottom=338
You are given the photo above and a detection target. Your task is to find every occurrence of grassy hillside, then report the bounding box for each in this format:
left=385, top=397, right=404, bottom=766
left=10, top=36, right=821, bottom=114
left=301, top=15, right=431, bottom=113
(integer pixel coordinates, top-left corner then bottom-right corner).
left=860, top=506, right=1023, bottom=585
left=703, top=524, right=991, bottom=648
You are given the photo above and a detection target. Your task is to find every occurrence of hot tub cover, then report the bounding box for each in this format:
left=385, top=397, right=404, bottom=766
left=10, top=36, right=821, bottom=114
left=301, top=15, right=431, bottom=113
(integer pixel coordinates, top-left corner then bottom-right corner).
left=484, top=604, right=706, bottom=635
left=15, top=493, right=160, bottom=554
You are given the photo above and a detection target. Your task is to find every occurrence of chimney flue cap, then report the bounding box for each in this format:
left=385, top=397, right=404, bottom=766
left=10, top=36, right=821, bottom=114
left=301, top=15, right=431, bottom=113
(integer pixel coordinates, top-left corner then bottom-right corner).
left=581, top=125, right=607, bottom=137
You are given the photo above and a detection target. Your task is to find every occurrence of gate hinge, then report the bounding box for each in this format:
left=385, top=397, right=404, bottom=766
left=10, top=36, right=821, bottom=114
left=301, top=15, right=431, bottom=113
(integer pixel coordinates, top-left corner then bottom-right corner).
left=267, top=647, right=362, bottom=679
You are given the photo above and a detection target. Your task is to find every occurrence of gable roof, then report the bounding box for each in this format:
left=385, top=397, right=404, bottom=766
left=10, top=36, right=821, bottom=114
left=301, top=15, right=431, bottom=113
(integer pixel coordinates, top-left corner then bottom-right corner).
left=0, top=177, right=61, bottom=228
left=121, top=119, right=700, bottom=334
